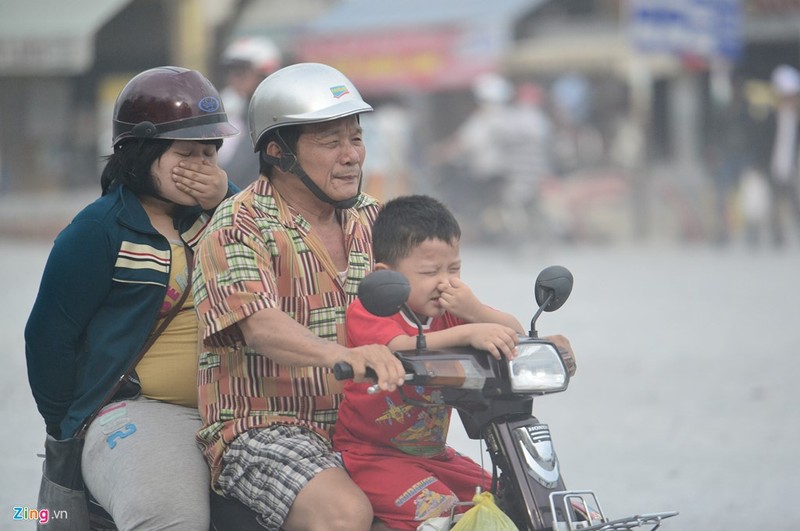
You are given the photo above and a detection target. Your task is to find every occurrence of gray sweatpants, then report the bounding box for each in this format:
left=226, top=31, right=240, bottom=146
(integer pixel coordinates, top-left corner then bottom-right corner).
left=81, top=397, right=210, bottom=530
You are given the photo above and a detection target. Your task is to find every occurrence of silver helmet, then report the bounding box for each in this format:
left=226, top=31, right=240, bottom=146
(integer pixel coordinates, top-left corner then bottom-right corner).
left=248, top=62, right=373, bottom=150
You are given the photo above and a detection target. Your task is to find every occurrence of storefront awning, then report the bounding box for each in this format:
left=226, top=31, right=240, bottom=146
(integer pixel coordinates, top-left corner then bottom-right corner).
left=293, top=0, right=546, bottom=96
left=504, top=32, right=680, bottom=78
left=0, top=0, right=130, bottom=75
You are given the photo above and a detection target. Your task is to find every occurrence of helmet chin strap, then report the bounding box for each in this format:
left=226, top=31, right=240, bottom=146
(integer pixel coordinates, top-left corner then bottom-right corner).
left=148, top=191, right=180, bottom=207
left=262, top=132, right=361, bottom=210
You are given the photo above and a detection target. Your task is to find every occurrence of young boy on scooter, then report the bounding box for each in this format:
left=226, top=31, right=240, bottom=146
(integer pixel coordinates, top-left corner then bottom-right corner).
left=333, top=194, right=525, bottom=531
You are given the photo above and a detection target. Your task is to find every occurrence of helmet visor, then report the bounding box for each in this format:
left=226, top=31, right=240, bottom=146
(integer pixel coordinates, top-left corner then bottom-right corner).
left=114, top=114, right=239, bottom=144
left=155, top=116, right=240, bottom=141
left=283, top=99, right=373, bottom=124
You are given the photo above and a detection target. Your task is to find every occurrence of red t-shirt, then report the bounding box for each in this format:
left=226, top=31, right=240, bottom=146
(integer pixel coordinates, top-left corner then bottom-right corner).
left=334, top=299, right=465, bottom=457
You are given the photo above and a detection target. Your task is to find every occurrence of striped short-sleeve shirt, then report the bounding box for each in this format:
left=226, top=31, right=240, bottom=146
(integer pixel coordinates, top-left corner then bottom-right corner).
left=192, top=178, right=380, bottom=481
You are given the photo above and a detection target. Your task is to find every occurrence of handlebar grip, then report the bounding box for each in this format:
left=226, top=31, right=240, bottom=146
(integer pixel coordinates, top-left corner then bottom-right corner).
left=333, top=362, right=380, bottom=381
left=333, top=362, right=354, bottom=380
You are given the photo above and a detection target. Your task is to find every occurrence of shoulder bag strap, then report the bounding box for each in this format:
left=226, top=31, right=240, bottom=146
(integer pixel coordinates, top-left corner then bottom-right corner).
left=75, top=242, right=194, bottom=437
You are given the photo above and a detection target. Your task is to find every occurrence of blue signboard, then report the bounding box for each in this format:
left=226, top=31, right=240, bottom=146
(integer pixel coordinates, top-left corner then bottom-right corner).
left=630, top=0, right=742, bottom=61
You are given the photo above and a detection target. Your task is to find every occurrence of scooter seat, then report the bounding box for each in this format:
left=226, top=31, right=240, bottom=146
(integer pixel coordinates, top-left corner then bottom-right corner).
left=210, top=490, right=265, bottom=530
left=87, top=491, right=265, bottom=530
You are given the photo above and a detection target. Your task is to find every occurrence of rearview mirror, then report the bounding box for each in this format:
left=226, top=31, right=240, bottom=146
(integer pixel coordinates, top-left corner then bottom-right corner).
left=357, top=269, right=411, bottom=317
left=529, top=265, right=573, bottom=338
left=534, top=265, right=573, bottom=312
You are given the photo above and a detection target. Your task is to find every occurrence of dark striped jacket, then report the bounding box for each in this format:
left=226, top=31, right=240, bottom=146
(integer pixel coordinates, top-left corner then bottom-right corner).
left=25, top=182, right=235, bottom=439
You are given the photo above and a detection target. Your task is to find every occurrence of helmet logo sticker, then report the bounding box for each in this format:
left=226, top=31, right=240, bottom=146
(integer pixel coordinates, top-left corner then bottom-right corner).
left=330, top=85, right=350, bottom=99
left=198, top=96, right=221, bottom=113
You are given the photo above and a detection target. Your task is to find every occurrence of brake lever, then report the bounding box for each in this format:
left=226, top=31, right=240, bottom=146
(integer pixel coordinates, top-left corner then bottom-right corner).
left=367, top=374, right=414, bottom=394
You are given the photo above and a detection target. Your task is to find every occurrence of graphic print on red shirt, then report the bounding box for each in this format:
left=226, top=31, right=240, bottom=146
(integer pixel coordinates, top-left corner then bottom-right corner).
left=334, top=298, right=465, bottom=457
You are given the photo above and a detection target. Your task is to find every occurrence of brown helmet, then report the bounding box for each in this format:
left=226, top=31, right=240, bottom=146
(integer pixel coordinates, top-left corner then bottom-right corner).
left=112, top=66, right=239, bottom=146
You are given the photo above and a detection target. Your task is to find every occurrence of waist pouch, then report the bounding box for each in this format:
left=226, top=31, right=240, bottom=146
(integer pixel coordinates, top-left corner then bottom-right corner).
left=37, top=435, right=90, bottom=530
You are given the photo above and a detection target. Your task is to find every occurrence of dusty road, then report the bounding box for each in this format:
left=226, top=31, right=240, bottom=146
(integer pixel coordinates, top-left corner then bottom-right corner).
left=4, top=237, right=799, bottom=530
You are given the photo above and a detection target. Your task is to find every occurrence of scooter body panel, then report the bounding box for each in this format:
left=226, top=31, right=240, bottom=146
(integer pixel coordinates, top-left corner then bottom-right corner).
left=485, top=418, right=567, bottom=531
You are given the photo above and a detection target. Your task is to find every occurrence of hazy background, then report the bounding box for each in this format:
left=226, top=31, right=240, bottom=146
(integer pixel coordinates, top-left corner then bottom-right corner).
left=4, top=1, right=800, bottom=529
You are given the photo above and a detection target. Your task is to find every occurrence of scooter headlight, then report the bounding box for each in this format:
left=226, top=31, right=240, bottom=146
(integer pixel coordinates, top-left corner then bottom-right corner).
left=508, top=342, right=568, bottom=394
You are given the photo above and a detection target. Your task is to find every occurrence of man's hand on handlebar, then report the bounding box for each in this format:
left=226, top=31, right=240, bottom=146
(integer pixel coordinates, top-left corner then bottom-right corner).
left=337, top=344, right=406, bottom=391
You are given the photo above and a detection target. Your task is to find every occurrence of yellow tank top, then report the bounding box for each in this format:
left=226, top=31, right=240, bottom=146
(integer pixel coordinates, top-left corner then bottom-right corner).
left=136, top=242, right=199, bottom=407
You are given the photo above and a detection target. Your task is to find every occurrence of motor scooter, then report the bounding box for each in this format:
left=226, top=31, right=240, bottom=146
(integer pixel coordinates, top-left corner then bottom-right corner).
left=334, top=266, right=678, bottom=531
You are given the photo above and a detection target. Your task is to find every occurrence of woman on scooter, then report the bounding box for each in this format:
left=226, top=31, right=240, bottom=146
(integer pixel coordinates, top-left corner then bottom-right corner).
left=25, top=66, right=238, bottom=530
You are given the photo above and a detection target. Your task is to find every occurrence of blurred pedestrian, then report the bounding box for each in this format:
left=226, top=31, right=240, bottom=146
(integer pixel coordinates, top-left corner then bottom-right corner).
left=739, top=167, right=772, bottom=248
left=218, top=36, right=282, bottom=188
left=505, top=81, right=555, bottom=242
left=25, top=66, right=238, bottom=529
left=433, top=72, right=518, bottom=241
left=550, top=72, right=602, bottom=174
left=360, top=102, right=415, bottom=201
left=706, top=73, right=755, bottom=245
left=753, top=64, right=800, bottom=247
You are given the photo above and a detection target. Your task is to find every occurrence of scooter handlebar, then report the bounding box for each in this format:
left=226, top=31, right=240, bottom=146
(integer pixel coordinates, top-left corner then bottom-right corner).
left=333, top=361, right=353, bottom=380
left=333, top=361, right=379, bottom=381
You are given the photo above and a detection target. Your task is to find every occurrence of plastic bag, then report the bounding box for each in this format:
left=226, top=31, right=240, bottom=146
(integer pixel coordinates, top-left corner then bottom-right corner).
left=450, top=491, right=519, bottom=531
